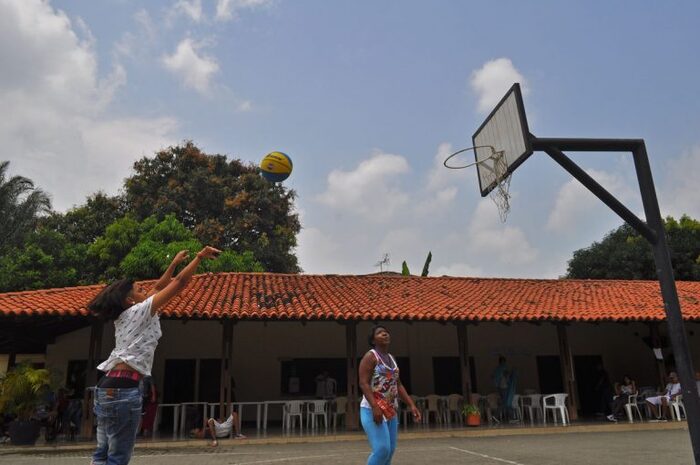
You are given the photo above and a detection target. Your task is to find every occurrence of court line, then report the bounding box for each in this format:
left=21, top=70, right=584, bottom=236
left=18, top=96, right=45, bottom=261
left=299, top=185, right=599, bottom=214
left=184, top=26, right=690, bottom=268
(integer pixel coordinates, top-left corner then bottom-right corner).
left=449, top=446, right=526, bottom=465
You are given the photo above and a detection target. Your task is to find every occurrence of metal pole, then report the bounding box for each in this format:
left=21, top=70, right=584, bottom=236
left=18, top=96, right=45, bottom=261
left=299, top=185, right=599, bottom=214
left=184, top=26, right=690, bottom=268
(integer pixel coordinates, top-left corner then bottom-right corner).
left=632, top=142, right=700, bottom=462
left=533, top=140, right=656, bottom=242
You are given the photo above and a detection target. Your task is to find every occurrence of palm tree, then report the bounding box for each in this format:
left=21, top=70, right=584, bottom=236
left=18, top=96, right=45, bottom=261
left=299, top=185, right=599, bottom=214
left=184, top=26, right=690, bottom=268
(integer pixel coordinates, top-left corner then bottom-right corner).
left=0, top=161, right=51, bottom=251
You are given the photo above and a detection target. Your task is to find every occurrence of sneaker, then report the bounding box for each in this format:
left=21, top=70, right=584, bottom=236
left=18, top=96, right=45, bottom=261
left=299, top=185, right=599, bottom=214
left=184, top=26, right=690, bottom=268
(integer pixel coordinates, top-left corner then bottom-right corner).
left=234, top=433, right=247, bottom=439
left=606, top=415, right=617, bottom=422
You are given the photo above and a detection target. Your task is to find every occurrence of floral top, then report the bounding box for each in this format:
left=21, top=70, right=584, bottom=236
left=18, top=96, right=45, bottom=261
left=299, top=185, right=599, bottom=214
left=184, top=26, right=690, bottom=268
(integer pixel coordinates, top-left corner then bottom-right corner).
left=360, top=349, right=400, bottom=409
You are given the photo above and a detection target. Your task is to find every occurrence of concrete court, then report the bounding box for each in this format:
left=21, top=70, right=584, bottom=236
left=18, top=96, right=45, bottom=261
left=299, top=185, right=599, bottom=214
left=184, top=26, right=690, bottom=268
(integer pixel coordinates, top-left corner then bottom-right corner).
left=0, top=427, right=695, bottom=465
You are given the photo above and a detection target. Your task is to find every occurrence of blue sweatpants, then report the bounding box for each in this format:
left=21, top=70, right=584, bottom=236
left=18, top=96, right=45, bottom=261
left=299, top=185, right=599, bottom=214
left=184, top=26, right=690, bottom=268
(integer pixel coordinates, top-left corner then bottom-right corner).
left=360, top=407, right=398, bottom=465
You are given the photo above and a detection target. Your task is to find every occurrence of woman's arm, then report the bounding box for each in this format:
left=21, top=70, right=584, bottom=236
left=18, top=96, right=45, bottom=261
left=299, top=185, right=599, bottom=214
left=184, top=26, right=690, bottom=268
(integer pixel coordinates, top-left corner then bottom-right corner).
left=151, top=246, right=221, bottom=315
left=358, top=352, right=383, bottom=424
left=149, top=250, right=189, bottom=296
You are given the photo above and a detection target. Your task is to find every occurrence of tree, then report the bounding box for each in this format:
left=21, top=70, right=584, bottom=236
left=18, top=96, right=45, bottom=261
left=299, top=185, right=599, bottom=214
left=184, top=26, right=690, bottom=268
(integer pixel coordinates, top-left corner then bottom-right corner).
left=90, top=214, right=263, bottom=281
left=41, top=192, right=125, bottom=245
left=401, top=261, right=410, bottom=276
left=566, top=215, right=700, bottom=280
left=0, top=228, right=88, bottom=292
left=421, top=251, right=432, bottom=277
left=123, top=142, right=300, bottom=272
left=0, top=161, right=51, bottom=253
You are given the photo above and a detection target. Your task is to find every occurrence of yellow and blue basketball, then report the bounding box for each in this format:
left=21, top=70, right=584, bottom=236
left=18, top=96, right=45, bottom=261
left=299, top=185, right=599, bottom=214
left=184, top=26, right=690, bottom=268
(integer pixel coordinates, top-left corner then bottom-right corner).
left=259, top=151, right=293, bottom=182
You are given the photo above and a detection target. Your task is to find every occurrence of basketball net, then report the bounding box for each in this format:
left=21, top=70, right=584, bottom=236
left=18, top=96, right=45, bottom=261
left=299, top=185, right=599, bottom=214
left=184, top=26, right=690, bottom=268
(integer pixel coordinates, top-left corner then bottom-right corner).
left=443, top=146, right=512, bottom=222
left=481, top=151, right=511, bottom=222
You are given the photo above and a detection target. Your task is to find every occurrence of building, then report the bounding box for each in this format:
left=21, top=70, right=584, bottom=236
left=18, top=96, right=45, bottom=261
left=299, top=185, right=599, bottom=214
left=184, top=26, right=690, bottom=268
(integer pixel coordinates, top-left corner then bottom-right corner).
left=1, top=272, right=700, bottom=430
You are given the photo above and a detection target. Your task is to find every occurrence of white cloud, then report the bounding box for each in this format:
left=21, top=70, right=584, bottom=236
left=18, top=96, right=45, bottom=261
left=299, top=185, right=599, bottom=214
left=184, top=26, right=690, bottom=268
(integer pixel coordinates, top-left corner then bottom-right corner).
left=162, top=38, right=220, bottom=95
left=237, top=100, right=253, bottom=112
left=470, top=58, right=529, bottom=113
left=468, top=199, right=538, bottom=265
left=661, top=146, right=700, bottom=219
left=0, top=0, right=177, bottom=211
left=216, top=0, right=273, bottom=21
left=114, top=9, right=156, bottom=60
left=546, top=169, right=636, bottom=232
left=296, top=227, right=341, bottom=274
left=171, top=0, right=203, bottom=22
left=317, top=151, right=410, bottom=221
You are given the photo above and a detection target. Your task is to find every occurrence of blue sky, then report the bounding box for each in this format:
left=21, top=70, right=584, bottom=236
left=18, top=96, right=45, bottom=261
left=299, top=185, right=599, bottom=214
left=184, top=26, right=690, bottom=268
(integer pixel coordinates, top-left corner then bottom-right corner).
left=2, top=0, right=699, bottom=277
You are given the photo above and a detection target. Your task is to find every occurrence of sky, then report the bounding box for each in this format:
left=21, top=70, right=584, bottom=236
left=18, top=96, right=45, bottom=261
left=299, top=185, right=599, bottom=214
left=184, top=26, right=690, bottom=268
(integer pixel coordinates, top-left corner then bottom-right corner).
left=2, top=0, right=699, bottom=278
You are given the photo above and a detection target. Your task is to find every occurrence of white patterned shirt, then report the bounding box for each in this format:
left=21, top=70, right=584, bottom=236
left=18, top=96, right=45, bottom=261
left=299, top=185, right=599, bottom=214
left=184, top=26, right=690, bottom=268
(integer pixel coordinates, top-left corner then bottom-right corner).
left=97, top=296, right=161, bottom=376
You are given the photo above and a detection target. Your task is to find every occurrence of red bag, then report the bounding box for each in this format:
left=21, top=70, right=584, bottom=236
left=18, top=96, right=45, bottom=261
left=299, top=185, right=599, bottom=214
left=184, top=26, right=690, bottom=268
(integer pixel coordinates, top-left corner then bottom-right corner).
left=373, top=392, right=396, bottom=420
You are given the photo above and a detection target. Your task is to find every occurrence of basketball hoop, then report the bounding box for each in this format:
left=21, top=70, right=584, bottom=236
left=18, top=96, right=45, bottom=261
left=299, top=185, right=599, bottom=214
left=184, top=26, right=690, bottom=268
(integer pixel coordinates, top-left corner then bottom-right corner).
left=443, top=145, right=512, bottom=222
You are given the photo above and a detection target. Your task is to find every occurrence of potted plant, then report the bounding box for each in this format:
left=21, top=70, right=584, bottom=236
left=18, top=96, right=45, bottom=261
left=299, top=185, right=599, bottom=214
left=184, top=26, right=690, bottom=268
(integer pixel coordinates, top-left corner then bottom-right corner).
left=462, top=404, right=481, bottom=426
left=0, top=364, right=51, bottom=445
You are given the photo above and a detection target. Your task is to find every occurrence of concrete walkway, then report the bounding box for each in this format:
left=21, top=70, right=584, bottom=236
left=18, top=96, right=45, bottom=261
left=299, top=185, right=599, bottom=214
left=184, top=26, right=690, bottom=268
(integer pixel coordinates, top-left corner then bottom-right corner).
left=0, top=421, right=693, bottom=464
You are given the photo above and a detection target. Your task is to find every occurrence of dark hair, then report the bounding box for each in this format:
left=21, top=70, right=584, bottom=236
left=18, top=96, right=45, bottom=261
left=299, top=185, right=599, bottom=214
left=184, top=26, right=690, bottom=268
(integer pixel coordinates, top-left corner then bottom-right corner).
left=88, top=279, right=134, bottom=320
left=368, top=325, right=389, bottom=347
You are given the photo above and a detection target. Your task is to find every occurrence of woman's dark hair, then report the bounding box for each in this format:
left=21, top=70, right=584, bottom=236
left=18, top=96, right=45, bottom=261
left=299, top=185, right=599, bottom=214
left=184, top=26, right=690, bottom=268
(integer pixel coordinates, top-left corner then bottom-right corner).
left=87, top=279, right=134, bottom=320
left=368, top=325, right=389, bottom=347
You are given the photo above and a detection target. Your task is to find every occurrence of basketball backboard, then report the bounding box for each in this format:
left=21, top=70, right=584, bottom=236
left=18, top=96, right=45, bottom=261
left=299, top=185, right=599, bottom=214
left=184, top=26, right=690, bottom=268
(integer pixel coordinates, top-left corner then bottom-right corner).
left=472, top=83, right=532, bottom=197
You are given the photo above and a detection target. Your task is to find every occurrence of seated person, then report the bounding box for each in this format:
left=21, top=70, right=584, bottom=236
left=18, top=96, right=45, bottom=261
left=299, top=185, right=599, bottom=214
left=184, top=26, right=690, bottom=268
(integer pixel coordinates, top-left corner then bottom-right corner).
left=646, top=372, right=681, bottom=421
left=607, top=375, right=637, bottom=422
left=191, top=411, right=246, bottom=447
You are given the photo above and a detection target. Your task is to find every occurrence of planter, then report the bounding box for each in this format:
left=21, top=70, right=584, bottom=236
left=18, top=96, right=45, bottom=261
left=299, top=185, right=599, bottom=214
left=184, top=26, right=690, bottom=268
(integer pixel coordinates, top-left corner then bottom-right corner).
left=9, top=420, right=40, bottom=445
left=465, top=413, right=481, bottom=427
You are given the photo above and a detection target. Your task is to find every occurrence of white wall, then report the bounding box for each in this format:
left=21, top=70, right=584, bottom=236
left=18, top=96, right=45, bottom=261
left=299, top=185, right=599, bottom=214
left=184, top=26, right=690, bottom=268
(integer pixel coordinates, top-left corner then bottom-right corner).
left=42, top=318, right=700, bottom=402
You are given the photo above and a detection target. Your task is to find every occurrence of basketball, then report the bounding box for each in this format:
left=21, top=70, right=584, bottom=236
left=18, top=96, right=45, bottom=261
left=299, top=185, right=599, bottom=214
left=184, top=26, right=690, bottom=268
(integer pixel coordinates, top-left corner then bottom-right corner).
left=259, top=151, right=293, bottom=182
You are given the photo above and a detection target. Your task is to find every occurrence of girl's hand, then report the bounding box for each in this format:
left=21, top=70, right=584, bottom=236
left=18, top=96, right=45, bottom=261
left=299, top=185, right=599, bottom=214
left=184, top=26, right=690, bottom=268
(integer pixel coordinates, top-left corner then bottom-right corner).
left=198, top=246, right=222, bottom=259
left=372, top=405, right=383, bottom=424
left=411, top=405, right=422, bottom=423
left=172, top=250, right=189, bottom=265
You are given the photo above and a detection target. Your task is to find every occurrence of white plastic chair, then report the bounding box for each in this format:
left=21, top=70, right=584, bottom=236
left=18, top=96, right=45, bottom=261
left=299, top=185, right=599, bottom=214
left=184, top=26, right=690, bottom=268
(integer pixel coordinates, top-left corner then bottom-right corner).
left=521, top=394, right=543, bottom=425
left=510, top=394, right=522, bottom=423
left=332, top=397, right=347, bottom=431
left=306, top=400, right=328, bottom=433
left=283, top=401, right=304, bottom=434
left=424, top=395, right=443, bottom=425
left=542, top=394, right=569, bottom=426
left=446, top=394, right=464, bottom=426
left=671, top=395, right=686, bottom=421
left=485, top=393, right=501, bottom=424
left=624, top=394, right=643, bottom=423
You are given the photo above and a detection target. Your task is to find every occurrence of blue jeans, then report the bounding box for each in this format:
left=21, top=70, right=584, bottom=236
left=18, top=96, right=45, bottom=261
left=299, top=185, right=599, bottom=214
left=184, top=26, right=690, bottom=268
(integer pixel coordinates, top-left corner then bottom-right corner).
left=92, top=386, right=142, bottom=465
left=360, top=407, right=398, bottom=465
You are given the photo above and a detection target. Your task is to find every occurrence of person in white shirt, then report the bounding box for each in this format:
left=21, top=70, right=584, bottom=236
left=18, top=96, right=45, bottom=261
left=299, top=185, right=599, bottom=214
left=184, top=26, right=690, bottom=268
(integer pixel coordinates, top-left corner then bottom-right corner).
left=646, top=372, right=682, bottom=421
left=88, top=246, right=221, bottom=465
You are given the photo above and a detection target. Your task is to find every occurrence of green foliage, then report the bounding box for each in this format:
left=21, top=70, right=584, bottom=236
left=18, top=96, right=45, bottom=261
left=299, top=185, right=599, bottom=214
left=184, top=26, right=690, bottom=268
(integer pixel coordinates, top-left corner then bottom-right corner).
left=566, top=215, right=700, bottom=280
left=462, top=404, right=480, bottom=417
left=88, top=216, right=142, bottom=280
left=401, top=261, right=410, bottom=276
left=99, top=214, right=264, bottom=280
left=421, top=251, right=432, bottom=277
left=123, top=142, right=300, bottom=272
left=0, top=228, right=88, bottom=292
left=41, top=192, right=125, bottom=245
left=0, top=365, right=51, bottom=420
left=0, top=141, right=293, bottom=291
left=0, top=161, right=51, bottom=253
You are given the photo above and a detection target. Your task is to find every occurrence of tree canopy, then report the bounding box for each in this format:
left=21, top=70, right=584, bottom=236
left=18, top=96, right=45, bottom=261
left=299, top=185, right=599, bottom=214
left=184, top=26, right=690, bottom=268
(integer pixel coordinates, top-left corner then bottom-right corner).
left=0, top=161, right=51, bottom=253
left=566, top=215, right=700, bottom=280
left=0, top=141, right=299, bottom=292
left=124, top=142, right=300, bottom=272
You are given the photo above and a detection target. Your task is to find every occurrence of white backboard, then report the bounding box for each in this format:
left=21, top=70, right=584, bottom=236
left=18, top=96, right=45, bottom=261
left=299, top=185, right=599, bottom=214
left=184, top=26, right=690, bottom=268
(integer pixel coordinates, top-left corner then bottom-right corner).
left=472, top=83, right=532, bottom=196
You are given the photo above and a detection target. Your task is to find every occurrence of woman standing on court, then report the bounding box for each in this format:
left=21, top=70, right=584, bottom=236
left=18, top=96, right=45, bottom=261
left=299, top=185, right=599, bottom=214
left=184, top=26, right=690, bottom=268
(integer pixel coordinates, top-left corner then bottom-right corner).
left=87, top=246, right=221, bottom=465
left=359, top=325, right=421, bottom=465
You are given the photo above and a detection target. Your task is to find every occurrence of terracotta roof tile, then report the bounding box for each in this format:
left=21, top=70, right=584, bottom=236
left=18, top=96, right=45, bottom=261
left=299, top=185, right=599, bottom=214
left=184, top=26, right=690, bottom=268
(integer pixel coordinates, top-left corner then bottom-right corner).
left=0, top=273, right=699, bottom=322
